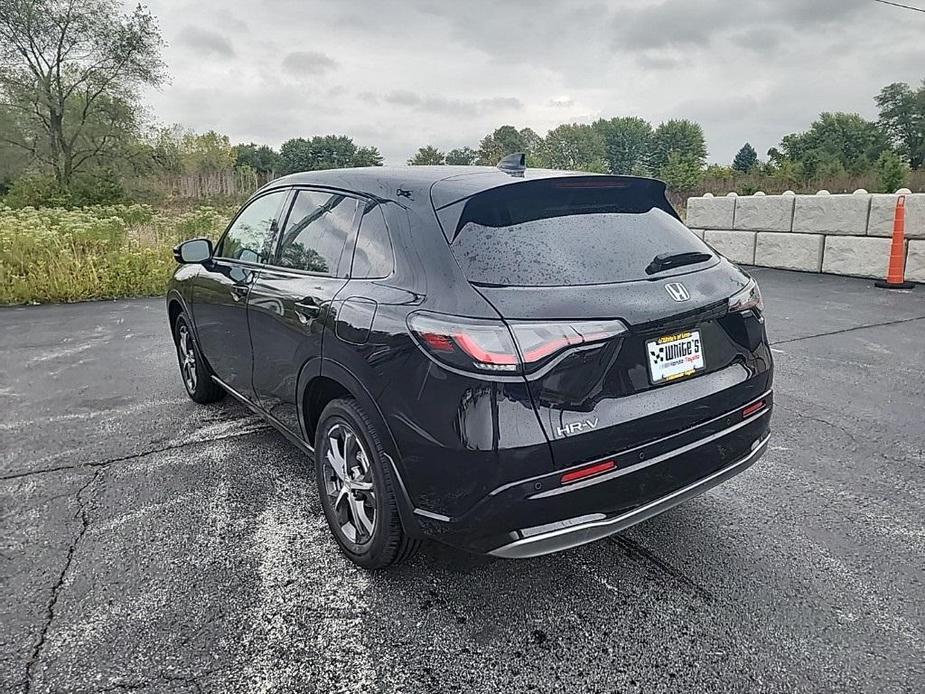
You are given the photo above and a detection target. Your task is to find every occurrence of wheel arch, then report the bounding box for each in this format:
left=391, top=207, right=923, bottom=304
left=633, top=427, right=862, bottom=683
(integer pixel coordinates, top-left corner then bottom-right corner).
left=167, top=296, right=184, bottom=337
left=298, top=358, right=422, bottom=537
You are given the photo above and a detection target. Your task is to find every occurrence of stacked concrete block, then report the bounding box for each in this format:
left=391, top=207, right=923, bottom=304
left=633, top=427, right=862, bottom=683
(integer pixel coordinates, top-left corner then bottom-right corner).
left=733, top=194, right=794, bottom=232
left=704, top=230, right=756, bottom=265
left=821, top=236, right=895, bottom=278
left=755, top=233, right=825, bottom=272
left=905, top=240, right=925, bottom=283
left=684, top=191, right=922, bottom=283
left=867, top=194, right=925, bottom=239
left=793, top=193, right=871, bottom=235
left=686, top=195, right=735, bottom=229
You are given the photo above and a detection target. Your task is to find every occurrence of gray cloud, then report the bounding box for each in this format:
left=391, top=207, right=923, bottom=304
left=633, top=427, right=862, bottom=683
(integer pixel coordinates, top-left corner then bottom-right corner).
left=383, top=92, right=522, bottom=116
left=174, top=26, right=235, bottom=58
left=145, top=0, right=923, bottom=166
left=281, top=51, right=338, bottom=75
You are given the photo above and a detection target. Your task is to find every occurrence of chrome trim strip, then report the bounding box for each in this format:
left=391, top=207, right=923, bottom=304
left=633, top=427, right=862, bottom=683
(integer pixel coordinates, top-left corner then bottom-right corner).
left=489, top=388, right=773, bottom=497
left=530, top=408, right=770, bottom=499
left=489, top=434, right=770, bottom=560
left=413, top=508, right=452, bottom=522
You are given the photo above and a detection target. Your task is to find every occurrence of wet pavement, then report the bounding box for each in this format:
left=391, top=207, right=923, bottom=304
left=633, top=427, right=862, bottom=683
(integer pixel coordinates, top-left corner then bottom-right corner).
left=1, top=268, right=923, bottom=693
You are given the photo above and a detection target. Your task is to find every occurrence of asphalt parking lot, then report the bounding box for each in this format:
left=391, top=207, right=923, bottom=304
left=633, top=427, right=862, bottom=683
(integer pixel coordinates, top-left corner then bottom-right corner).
left=1, top=267, right=924, bottom=694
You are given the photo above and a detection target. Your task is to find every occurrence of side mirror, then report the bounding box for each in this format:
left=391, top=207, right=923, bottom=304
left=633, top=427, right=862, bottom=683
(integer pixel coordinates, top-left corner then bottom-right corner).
left=173, top=238, right=213, bottom=264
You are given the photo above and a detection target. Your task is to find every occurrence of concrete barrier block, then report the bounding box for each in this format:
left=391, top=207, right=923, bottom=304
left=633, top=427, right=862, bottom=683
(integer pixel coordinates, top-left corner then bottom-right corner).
left=755, top=232, right=824, bottom=272
left=687, top=196, right=735, bottom=229
left=793, top=194, right=870, bottom=235
left=822, top=236, right=894, bottom=278
left=704, top=230, right=756, bottom=265
left=906, top=240, right=925, bottom=283
left=733, top=195, right=794, bottom=232
left=688, top=228, right=705, bottom=240
left=867, top=194, right=925, bottom=239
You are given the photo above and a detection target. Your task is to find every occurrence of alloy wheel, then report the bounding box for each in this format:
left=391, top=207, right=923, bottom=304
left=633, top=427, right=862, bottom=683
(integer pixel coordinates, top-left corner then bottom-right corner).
left=322, top=422, right=377, bottom=545
left=177, top=323, right=198, bottom=392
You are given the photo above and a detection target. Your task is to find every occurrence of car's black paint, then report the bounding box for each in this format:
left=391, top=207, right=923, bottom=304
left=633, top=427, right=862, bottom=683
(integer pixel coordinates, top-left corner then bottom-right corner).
left=167, top=165, right=773, bottom=556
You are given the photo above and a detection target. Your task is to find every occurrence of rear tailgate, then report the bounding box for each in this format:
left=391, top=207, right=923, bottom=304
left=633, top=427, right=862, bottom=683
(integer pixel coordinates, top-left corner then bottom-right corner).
left=439, top=175, right=773, bottom=469
left=477, top=271, right=772, bottom=468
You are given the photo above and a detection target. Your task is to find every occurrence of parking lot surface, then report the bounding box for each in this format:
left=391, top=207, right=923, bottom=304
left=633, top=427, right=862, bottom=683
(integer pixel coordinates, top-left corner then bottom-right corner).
left=1, top=268, right=924, bottom=693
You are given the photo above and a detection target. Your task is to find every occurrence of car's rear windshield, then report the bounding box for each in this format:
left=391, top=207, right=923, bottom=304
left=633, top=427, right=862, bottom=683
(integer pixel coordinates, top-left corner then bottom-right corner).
left=448, top=179, right=713, bottom=287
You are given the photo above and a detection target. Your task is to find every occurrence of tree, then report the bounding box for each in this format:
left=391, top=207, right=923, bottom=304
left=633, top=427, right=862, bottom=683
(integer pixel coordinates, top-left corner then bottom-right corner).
left=278, top=135, right=382, bottom=174
left=351, top=146, right=383, bottom=167
left=875, top=150, right=907, bottom=193
left=876, top=80, right=925, bottom=170
left=732, top=143, right=759, bottom=173
left=592, top=116, right=653, bottom=175
left=778, top=112, right=890, bottom=179
left=234, top=143, right=280, bottom=174
left=659, top=151, right=704, bottom=195
left=536, top=123, right=606, bottom=172
left=649, top=119, right=707, bottom=175
left=181, top=130, right=235, bottom=174
left=445, top=146, right=477, bottom=166
left=408, top=145, right=445, bottom=165
left=476, top=126, right=541, bottom=165
left=0, top=0, right=165, bottom=189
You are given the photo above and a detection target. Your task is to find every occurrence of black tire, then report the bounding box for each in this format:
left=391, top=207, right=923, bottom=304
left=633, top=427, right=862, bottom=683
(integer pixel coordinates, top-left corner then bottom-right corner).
left=173, top=314, right=225, bottom=404
left=315, top=398, right=420, bottom=569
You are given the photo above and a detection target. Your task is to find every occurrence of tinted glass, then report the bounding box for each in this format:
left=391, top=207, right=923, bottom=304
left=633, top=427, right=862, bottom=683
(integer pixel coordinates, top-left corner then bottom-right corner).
left=450, top=184, right=712, bottom=286
left=277, top=190, right=358, bottom=274
left=351, top=204, right=394, bottom=279
left=217, top=191, right=285, bottom=263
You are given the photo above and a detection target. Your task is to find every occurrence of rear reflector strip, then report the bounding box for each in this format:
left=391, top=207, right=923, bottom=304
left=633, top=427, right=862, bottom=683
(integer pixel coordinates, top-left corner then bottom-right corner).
left=561, top=460, right=616, bottom=485
left=742, top=400, right=766, bottom=418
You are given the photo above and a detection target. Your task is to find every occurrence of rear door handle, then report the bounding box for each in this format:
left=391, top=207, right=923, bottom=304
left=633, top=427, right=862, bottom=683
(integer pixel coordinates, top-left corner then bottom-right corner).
left=230, top=284, right=249, bottom=302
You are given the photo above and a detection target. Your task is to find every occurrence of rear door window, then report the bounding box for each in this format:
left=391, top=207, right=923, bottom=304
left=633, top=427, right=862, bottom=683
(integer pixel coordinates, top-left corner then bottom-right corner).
left=276, top=190, right=358, bottom=275
left=449, top=180, right=713, bottom=286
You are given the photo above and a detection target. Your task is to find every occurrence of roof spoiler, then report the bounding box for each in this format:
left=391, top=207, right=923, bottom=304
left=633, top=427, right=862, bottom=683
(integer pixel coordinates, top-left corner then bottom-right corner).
left=497, top=152, right=526, bottom=177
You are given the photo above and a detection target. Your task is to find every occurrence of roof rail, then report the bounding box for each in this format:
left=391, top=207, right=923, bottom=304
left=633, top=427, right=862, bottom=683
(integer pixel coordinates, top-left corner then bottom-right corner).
left=497, top=152, right=526, bottom=177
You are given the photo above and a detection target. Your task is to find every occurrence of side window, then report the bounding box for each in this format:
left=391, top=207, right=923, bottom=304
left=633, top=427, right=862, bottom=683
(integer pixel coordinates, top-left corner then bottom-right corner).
left=351, top=204, right=394, bottom=279
left=276, top=190, right=358, bottom=274
left=216, top=191, right=286, bottom=263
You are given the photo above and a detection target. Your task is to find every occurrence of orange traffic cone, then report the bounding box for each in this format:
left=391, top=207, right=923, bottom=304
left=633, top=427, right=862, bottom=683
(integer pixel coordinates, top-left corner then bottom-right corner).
left=876, top=194, right=915, bottom=289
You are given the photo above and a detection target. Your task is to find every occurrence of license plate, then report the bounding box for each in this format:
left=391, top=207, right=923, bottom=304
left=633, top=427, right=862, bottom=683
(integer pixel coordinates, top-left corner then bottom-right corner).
left=647, top=330, right=705, bottom=385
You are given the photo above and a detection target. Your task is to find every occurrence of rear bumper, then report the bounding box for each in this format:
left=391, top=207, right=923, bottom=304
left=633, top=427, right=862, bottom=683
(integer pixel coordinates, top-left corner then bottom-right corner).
left=490, top=433, right=769, bottom=558
left=409, top=392, right=773, bottom=555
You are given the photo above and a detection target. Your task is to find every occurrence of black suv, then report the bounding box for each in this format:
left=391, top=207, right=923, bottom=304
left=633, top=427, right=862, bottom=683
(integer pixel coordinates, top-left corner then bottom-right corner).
left=167, top=158, right=773, bottom=569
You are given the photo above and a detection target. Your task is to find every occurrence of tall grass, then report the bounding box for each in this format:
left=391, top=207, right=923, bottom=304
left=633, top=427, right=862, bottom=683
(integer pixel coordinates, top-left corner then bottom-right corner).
left=0, top=204, right=229, bottom=305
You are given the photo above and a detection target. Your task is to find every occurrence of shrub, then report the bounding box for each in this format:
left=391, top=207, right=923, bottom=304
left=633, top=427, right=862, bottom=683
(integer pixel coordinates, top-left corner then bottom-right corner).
left=3, top=175, right=71, bottom=209
left=0, top=204, right=228, bottom=304
left=876, top=150, right=907, bottom=193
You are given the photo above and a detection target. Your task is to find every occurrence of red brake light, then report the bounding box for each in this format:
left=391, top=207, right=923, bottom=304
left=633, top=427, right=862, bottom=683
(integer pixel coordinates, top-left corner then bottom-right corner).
left=453, top=333, right=519, bottom=366
left=561, top=460, right=616, bottom=485
left=408, top=312, right=628, bottom=375
left=742, top=400, right=766, bottom=418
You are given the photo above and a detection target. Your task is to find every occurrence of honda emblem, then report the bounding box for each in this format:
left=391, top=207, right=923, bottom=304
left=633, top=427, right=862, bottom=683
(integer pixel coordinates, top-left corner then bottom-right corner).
left=665, top=283, right=691, bottom=302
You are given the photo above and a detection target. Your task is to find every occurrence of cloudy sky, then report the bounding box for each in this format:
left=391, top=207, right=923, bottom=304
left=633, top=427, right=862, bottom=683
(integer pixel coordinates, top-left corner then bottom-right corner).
left=142, top=0, right=925, bottom=165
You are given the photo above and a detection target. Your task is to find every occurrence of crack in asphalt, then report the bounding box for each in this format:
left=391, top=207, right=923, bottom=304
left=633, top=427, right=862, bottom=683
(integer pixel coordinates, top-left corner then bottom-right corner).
left=23, top=468, right=103, bottom=694
left=0, top=426, right=273, bottom=482
left=772, top=314, right=925, bottom=346
left=609, top=535, right=714, bottom=603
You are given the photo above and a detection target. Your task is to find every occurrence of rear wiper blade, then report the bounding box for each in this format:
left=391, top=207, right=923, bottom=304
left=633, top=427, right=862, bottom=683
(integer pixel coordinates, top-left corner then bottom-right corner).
left=645, top=251, right=713, bottom=275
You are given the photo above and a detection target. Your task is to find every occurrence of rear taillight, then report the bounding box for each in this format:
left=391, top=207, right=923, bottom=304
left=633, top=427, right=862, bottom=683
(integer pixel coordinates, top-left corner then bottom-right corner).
left=728, top=278, right=764, bottom=314
left=408, top=311, right=627, bottom=375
